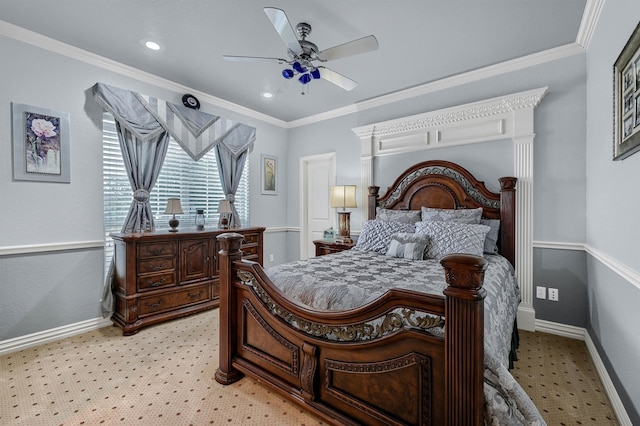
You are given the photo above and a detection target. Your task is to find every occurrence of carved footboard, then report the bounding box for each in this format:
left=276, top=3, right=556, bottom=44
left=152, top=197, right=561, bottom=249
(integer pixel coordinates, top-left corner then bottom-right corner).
left=215, top=233, right=488, bottom=426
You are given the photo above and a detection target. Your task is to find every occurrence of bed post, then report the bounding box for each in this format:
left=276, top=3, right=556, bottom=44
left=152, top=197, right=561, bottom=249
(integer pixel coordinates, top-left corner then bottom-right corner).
left=368, top=186, right=380, bottom=220
left=499, top=177, right=517, bottom=267
left=441, top=254, right=487, bottom=426
left=214, top=233, right=245, bottom=385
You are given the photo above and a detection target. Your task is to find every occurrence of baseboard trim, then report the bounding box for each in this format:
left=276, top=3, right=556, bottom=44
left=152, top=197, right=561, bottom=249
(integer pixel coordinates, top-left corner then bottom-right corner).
left=0, top=317, right=112, bottom=356
left=517, top=305, right=536, bottom=331
left=534, top=319, right=586, bottom=340
left=534, top=319, right=632, bottom=426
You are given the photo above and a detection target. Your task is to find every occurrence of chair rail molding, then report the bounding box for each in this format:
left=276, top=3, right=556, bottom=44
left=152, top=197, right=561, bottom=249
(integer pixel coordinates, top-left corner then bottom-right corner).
left=352, top=87, right=547, bottom=331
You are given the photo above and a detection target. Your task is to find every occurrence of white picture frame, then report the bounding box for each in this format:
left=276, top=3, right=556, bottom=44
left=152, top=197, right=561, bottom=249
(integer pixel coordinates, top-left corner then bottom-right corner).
left=12, top=102, right=71, bottom=183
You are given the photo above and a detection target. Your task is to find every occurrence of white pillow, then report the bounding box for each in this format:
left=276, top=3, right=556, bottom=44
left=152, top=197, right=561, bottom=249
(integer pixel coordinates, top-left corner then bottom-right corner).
left=415, top=221, right=490, bottom=259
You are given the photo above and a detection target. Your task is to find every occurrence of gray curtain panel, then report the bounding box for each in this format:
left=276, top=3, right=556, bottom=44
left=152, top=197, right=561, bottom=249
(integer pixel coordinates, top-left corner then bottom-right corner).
left=92, top=82, right=256, bottom=317
left=215, top=123, right=256, bottom=228
left=93, top=83, right=171, bottom=316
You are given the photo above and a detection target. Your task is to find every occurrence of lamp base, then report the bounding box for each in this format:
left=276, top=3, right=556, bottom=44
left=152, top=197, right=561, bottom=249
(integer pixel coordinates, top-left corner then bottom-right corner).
left=220, top=217, right=229, bottom=230
left=337, top=211, right=352, bottom=243
left=168, top=217, right=179, bottom=232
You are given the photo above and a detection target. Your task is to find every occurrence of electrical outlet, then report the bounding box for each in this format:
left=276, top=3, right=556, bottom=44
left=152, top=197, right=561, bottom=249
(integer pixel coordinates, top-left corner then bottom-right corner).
left=548, top=288, right=559, bottom=301
left=536, top=286, right=547, bottom=299
left=269, top=254, right=274, bottom=262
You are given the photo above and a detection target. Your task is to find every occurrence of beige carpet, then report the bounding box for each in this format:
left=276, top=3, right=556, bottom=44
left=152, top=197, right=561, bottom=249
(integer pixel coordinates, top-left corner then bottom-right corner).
left=0, top=309, right=618, bottom=425
left=512, top=330, right=618, bottom=425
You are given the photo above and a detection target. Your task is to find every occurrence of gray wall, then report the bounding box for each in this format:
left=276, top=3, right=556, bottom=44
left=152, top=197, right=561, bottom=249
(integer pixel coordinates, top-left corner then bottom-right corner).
left=0, top=35, right=290, bottom=340
left=2, top=5, right=639, bottom=420
left=585, top=1, right=640, bottom=422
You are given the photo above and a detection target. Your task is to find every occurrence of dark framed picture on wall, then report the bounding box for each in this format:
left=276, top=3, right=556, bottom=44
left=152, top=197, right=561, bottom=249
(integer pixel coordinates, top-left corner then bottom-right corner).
left=12, top=102, right=71, bottom=182
left=261, top=154, right=277, bottom=195
left=613, top=22, right=640, bottom=160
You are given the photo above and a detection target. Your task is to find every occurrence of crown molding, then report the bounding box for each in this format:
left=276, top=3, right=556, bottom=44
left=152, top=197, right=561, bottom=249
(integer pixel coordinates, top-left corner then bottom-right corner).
left=351, top=87, right=547, bottom=140
left=576, top=0, right=606, bottom=49
left=291, top=44, right=582, bottom=128
left=0, top=20, right=287, bottom=128
left=2, top=9, right=590, bottom=130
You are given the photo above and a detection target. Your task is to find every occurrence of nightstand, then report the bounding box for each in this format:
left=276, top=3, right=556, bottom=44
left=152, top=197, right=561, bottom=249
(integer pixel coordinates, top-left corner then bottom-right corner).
left=313, top=239, right=355, bottom=256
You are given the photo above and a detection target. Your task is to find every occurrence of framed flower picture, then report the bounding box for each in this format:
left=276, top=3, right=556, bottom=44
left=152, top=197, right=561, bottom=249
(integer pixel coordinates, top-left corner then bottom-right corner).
left=613, top=22, right=640, bottom=160
left=12, top=103, right=71, bottom=182
left=260, top=154, right=277, bottom=195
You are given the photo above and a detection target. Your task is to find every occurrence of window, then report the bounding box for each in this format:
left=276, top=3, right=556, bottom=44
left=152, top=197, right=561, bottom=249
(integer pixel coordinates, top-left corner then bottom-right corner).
left=102, top=113, right=249, bottom=274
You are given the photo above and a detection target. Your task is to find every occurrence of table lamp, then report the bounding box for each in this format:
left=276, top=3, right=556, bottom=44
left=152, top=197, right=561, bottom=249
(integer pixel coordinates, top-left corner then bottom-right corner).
left=330, top=185, right=357, bottom=243
left=217, top=200, right=232, bottom=229
left=164, top=198, right=183, bottom=232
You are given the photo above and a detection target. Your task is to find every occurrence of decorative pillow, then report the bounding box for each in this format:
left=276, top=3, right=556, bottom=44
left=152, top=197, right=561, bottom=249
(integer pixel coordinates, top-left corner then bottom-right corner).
left=385, top=233, right=430, bottom=260
left=420, top=206, right=483, bottom=224
left=480, top=219, right=500, bottom=254
left=376, top=208, right=421, bottom=225
left=415, top=220, right=490, bottom=259
left=354, top=220, right=415, bottom=254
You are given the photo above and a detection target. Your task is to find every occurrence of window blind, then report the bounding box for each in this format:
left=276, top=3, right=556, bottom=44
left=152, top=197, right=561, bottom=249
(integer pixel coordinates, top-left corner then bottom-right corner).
left=102, top=113, right=250, bottom=275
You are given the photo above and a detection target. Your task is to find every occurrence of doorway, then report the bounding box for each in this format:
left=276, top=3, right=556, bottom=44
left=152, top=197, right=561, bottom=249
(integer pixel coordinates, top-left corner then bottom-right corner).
left=299, top=153, right=336, bottom=259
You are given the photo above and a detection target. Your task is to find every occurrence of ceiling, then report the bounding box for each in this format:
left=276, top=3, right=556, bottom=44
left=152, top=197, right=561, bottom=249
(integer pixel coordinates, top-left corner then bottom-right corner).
left=0, top=1, right=587, bottom=123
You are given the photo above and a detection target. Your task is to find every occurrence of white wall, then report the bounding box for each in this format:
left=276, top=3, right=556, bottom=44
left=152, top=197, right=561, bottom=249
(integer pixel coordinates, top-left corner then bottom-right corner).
left=585, top=1, right=640, bottom=422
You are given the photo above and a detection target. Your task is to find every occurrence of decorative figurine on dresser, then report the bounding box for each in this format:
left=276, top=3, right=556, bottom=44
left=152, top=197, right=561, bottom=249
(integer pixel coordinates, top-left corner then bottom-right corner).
left=111, top=227, right=265, bottom=335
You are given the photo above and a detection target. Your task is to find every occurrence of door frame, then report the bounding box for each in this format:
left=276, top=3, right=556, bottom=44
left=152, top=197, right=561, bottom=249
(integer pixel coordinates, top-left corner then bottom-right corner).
left=299, top=152, right=336, bottom=259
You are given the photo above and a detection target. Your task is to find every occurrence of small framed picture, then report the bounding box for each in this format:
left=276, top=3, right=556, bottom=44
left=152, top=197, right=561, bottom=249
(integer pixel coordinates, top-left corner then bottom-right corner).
left=12, top=103, right=71, bottom=183
left=261, top=154, right=277, bottom=195
left=323, top=228, right=336, bottom=241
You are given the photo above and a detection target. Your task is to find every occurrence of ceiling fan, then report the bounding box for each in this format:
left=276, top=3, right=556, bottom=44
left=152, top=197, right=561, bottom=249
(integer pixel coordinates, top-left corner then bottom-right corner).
left=223, top=7, right=378, bottom=93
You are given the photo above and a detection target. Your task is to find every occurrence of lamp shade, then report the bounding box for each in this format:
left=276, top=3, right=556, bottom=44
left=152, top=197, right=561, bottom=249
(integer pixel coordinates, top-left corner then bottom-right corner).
left=217, top=200, right=233, bottom=214
left=164, top=198, right=183, bottom=215
left=330, top=185, right=357, bottom=209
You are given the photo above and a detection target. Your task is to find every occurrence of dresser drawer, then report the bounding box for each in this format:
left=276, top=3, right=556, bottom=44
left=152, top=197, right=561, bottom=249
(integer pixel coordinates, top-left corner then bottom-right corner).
left=241, top=233, right=260, bottom=245
left=138, top=257, right=176, bottom=274
left=138, top=284, right=211, bottom=316
left=241, top=245, right=259, bottom=257
left=137, top=271, right=176, bottom=291
left=138, top=242, right=177, bottom=258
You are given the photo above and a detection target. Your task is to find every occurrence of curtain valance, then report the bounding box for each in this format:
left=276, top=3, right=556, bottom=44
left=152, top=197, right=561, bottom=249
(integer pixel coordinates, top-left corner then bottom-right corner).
left=92, top=82, right=255, bottom=160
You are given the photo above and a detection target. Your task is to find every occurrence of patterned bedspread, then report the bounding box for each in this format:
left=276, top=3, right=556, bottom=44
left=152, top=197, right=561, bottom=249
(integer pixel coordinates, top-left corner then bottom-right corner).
left=265, top=249, right=546, bottom=425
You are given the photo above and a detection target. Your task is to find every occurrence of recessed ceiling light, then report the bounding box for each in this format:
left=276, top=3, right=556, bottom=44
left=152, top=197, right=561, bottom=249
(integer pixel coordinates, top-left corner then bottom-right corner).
left=261, top=92, right=274, bottom=98
left=145, top=41, right=161, bottom=51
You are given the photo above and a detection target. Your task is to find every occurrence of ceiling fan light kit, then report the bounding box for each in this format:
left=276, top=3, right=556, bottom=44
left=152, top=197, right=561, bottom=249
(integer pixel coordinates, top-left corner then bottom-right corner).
left=223, top=7, right=378, bottom=94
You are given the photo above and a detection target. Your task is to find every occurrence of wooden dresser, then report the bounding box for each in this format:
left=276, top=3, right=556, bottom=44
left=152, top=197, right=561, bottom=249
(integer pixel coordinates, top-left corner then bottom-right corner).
left=111, top=227, right=264, bottom=335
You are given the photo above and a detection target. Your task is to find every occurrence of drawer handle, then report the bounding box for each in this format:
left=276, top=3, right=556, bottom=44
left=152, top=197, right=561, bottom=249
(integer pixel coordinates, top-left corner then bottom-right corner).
left=145, top=299, right=163, bottom=308
left=148, top=277, right=166, bottom=287
left=148, top=248, right=163, bottom=256
left=150, top=262, right=167, bottom=271
left=188, top=291, right=203, bottom=299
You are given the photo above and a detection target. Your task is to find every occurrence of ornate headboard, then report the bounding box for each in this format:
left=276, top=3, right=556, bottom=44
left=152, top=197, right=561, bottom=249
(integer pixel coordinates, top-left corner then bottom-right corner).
left=368, top=160, right=517, bottom=266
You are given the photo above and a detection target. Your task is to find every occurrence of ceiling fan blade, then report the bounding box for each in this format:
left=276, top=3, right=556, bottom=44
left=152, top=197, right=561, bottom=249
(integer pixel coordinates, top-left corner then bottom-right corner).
left=317, top=67, right=358, bottom=91
left=264, top=7, right=303, bottom=56
left=318, top=35, right=379, bottom=61
left=222, top=55, right=289, bottom=64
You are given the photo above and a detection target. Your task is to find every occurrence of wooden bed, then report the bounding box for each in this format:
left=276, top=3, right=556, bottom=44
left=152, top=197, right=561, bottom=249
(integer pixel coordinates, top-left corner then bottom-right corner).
left=215, top=160, right=517, bottom=425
